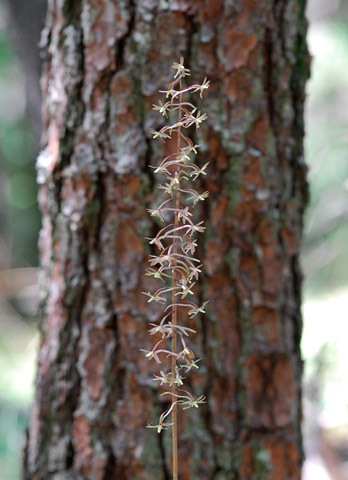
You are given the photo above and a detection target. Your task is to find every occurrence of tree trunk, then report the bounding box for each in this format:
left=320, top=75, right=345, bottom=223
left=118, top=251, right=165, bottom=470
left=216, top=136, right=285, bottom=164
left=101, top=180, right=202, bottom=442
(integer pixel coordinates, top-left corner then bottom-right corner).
left=24, top=1, right=309, bottom=479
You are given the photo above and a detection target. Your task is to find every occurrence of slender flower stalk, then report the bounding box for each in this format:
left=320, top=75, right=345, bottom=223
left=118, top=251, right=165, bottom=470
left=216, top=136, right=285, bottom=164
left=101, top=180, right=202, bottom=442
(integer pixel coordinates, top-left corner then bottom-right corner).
left=143, top=58, right=209, bottom=479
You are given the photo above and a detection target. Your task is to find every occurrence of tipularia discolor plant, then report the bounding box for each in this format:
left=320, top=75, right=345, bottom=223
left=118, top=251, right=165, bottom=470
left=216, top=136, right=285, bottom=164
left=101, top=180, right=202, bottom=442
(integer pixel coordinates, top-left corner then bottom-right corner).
left=142, top=58, right=209, bottom=480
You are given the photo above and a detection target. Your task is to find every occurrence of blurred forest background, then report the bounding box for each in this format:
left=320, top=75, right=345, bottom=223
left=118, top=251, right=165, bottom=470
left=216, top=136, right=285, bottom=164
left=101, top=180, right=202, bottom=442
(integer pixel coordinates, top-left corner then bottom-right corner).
left=0, top=0, right=347, bottom=479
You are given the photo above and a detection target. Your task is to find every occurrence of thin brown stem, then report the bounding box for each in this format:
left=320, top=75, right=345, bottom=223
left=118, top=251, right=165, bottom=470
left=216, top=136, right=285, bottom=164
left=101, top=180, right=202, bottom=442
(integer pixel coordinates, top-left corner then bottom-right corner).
left=171, top=78, right=182, bottom=480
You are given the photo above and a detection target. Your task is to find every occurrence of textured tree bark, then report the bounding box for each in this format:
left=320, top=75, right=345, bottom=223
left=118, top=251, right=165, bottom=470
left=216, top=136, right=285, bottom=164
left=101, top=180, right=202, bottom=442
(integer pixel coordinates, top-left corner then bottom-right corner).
left=24, top=1, right=309, bottom=479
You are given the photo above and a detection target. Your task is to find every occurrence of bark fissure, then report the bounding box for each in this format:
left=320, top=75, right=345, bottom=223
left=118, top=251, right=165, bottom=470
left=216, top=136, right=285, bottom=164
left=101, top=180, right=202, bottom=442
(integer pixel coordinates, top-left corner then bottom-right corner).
left=115, top=0, right=136, bottom=72
left=185, top=12, right=198, bottom=73
left=262, top=27, right=276, bottom=145
left=102, top=450, right=117, bottom=480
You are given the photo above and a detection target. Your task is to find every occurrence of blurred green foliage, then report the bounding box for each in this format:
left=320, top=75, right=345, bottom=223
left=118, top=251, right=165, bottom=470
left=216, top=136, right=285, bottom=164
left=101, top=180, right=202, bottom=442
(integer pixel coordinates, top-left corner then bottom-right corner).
left=304, top=16, right=348, bottom=296
left=0, top=403, right=27, bottom=480
left=0, top=20, right=39, bottom=480
left=0, top=29, right=40, bottom=268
